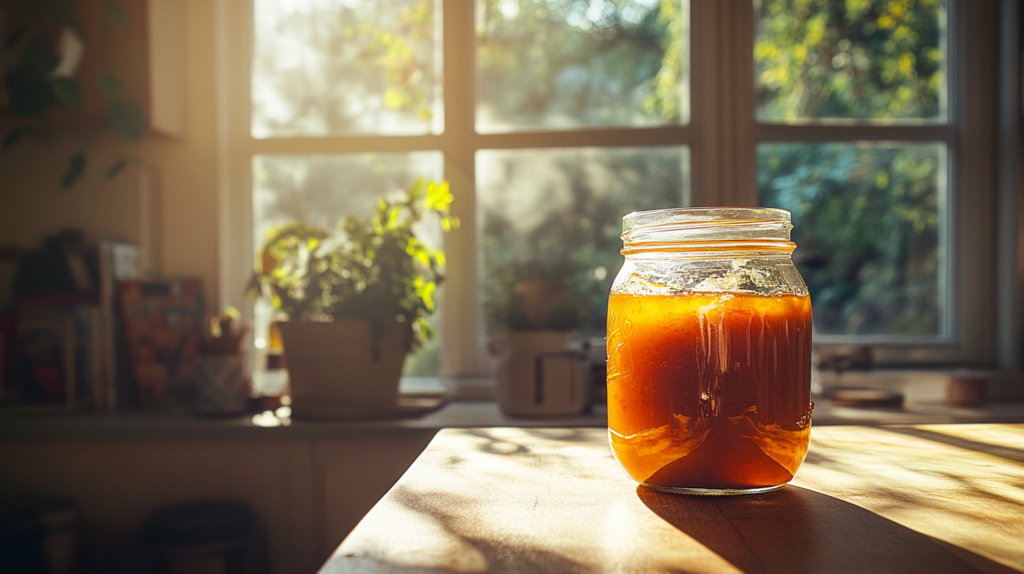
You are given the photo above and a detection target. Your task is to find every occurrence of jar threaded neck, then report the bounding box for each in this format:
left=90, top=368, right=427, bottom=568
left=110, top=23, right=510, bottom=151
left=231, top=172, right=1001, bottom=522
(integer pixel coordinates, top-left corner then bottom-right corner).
left=621, top=207, right=795, bottom=256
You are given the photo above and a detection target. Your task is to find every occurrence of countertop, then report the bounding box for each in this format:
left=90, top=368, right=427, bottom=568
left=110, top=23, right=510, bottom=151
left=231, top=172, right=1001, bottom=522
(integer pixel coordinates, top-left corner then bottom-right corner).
left=325, top=424, right=1024, bottom=573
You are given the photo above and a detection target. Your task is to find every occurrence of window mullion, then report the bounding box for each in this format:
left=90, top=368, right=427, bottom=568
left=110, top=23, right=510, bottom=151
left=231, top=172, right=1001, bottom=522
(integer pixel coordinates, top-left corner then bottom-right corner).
left=944, top=0, right=998, bottom=365
left=754, top=124, right=956, bottom=143
left=474, top=126, right=693, bottom=150
left=441, top=0, right=487, bottom=378
left=689, top=0, right=719, bottom=207
left=722, top=0, right=757, bottom=206
left=247, top=136, right=445, bottom=155
left=220, top=0, right=257, bottom=321
left=690, top=0, right=756, bottom=207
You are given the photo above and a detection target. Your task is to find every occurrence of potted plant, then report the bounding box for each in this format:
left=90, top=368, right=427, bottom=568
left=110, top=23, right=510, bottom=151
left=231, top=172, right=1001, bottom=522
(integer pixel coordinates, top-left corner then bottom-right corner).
left=248, top=179, right=457, bottom=418
left=1, top=0, right=150, bottom=188
left=485, top=260, right=591, bottom=417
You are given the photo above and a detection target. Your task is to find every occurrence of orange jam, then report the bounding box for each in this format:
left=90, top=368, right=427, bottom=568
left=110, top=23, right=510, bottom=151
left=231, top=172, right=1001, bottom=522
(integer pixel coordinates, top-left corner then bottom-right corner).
left=607, top=291, right=812, bottom=490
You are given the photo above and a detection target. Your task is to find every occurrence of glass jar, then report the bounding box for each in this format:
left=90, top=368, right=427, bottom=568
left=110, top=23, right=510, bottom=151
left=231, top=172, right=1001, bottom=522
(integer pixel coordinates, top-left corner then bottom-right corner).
left=606, top=207, right=813, bottom=495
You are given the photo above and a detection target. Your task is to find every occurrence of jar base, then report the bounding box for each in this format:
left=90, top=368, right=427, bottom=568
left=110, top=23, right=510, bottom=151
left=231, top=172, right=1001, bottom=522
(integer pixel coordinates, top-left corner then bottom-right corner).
left=639, top=482, right=788, bottom=496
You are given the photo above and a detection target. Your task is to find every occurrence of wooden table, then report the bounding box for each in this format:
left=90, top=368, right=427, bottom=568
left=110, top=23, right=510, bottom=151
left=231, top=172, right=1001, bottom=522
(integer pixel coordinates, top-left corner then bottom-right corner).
left=323, top=425, right=1024, bottom=574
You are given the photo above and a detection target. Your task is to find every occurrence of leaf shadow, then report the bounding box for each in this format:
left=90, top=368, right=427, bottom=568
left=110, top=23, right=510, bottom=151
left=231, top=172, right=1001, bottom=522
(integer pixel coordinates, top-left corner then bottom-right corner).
left=325, top=483, right=593, bottom=574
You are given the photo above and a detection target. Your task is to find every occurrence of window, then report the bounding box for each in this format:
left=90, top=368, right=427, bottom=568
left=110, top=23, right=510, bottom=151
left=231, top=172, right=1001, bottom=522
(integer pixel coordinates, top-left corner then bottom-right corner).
left=750, top=0, right=996, bottom=366
left=754, top=0, right=953, bottom=351
left=218, top=0, right=1000, bottom=385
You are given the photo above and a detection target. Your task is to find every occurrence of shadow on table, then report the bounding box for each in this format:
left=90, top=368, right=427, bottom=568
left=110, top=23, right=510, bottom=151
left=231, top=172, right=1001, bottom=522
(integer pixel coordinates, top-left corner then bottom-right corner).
left=326, top=484, right=593, bottom=574
left=637, top=485, right=1017, bottom=574
left=879, top=426, right=1024, bottom=463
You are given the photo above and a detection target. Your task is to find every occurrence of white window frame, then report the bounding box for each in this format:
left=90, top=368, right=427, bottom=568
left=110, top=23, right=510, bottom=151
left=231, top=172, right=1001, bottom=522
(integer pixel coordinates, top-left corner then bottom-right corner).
left=215, top=0, right=1006, bottom=383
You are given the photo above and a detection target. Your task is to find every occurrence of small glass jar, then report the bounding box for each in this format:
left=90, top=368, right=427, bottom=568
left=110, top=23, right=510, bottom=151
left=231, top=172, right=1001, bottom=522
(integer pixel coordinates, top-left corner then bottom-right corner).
left=606, top=207, right=813, bottom=495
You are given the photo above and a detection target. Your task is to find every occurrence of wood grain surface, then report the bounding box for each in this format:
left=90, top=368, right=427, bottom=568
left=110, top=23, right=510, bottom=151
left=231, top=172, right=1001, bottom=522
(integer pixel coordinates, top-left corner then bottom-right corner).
left=323, top=424, right=1024, bottom=574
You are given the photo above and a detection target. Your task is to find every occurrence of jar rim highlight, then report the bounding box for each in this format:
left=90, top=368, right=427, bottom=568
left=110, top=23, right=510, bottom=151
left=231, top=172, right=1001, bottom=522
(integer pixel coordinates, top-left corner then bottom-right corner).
left=621, top=207, right=795, bottom=256
left=622, top=207, right=791, bottom=235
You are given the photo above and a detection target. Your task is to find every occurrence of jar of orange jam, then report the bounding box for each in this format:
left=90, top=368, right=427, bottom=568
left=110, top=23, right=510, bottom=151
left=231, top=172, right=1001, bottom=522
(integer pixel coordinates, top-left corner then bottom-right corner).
left=607, top=207, right=812, bottom=495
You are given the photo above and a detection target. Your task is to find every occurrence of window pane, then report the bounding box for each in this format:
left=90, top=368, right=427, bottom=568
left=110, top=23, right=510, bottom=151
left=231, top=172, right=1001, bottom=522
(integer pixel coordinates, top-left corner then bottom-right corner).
left=252, top=153, right=445, bottom=376
left=478, top=146, right=690, bottom=335
left=758, top=142, right=946, bottom=337
left=754, top=0, right=946, bottom=122
left=476, top=0, right=690, bottom=132
left=252, top=0, right=443, bottom=137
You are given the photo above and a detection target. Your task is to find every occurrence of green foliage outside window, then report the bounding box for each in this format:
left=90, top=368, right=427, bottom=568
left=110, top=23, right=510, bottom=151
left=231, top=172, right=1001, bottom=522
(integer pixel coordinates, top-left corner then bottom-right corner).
left=755, top=0, right=946, bottom=337
left=759, top=144, right=942, bottom=336
left=253, top=0, right=951, bottom=343
left=477, top=0, right=687, bottom=128
left=754, top=0, right=944, bottom=121
left=480, top=148, right=688, bottom=335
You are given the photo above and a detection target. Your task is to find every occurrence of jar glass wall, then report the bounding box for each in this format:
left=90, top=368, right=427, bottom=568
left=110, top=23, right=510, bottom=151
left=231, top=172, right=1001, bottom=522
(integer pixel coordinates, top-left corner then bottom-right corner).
left=607, top=207, right=813, bottom=494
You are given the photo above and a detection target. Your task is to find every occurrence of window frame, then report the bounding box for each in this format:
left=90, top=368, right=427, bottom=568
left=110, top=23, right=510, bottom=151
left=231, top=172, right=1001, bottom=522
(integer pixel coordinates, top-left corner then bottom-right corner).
left=216, top=0, right=1004, bottom=382
left=685, top=0, right=998, bottom=368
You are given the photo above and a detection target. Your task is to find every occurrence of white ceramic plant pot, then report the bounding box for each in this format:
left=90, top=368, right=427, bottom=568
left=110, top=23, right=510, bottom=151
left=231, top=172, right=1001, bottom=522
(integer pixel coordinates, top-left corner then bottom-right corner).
left=278, top=319, right=409, bottom=419
left=492, top=330, right=589, bottom=417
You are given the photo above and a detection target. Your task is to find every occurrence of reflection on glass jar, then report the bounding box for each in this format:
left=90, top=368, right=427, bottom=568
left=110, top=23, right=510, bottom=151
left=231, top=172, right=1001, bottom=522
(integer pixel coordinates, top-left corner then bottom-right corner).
left=607, top=207, right=813, bottom=494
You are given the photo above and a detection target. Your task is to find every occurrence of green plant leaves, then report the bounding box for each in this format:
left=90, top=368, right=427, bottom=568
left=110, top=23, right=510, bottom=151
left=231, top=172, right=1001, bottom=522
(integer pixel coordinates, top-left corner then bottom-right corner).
left=485, top=259, right=588, bottom=331
left=98, top=75, right=125, bottom=100
left=2, top=1, right=146, bottom=189
left=109, top=100, right=147, bottom=140
left=25, top=0, right=78, bottom=23
left=51, top=77, right=84, bottom=109
left=102, top=0, right=129, bottom=28
left=248, top=178, right=457, bottom=350
left=60, top=151, right=86, bottom=189
left=21, top=39, right=59, bottom=74
left=2, top=125, right=49, bottom=149
left=5, top=65, right=57, bottom=116
left=99, top=76, right=148, bottom=139
left=5, top=26, right=28, bottom=50
left=105, top=158, right=129, bottom=179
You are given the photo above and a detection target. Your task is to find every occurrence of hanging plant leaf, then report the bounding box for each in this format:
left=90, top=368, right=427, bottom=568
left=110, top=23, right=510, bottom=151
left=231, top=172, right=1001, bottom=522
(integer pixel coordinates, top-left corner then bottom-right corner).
left=25, top=0, right=76, bottom=22
left=98, top=75, right=125, bottom=101
left=66, top=18, right=83, bottom=38
left=22, top=40, right=59, bottom=75
left=51, top=78, right=85, bottom=109
left=2, top=129, right=27, bottom=149
left=103, top=1, right=129, bottom=27
left=24, top=0, right=48, bottom=18
left=2, top=125, right=50, bottom=149
left=60, top=151, right=87, bottom=189
left=109, top=100, right=147, bottom=140
left=5, top=26, right=27, bottom=49
left=5, top=65, right=57, bottom=117
left=105, top=158, right=129, bottom=179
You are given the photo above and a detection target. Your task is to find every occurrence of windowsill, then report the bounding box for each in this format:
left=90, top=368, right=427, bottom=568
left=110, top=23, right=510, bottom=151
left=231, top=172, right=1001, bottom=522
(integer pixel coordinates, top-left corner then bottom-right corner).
left=2, top=369, right=1021, bottom=441
left=1, top=390, right=1023, bottom=442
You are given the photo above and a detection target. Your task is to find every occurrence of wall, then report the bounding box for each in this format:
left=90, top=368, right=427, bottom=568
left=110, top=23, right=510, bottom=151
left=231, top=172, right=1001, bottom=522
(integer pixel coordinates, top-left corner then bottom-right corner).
left=0, top=430, right=438, bottom=573
left=0, top=0, right=220, bottom=306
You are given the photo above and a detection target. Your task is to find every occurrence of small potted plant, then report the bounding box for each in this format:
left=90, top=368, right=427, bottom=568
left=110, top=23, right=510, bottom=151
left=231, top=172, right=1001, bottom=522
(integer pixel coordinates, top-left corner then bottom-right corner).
left=248, top=179, right=457, bottom=418
left=485, top=260, right=591, bottom=417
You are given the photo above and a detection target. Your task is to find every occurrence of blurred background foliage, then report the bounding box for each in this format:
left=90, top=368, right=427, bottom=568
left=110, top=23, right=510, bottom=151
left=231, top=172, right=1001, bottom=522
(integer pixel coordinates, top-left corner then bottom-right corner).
left=754, top=0, right=944, bottom=121
left=254, top=0, right=948, bottom=353
left=759, top=143, right=942, bottom=336
left=756, top=0, right=945, bottom=337
left=251, top=0, right=441, bottom=137
left=476, top=0, right=687, bottom=130
left=251, top=153, right=445, bottom=375
left=479, top=147, right=689, bottom=335
left=475, top=0, right=690, bottom=336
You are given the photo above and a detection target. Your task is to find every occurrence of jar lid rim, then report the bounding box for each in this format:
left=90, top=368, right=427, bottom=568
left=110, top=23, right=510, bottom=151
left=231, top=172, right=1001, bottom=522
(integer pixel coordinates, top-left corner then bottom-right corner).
left=622, top=207, right=791, bottom=234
